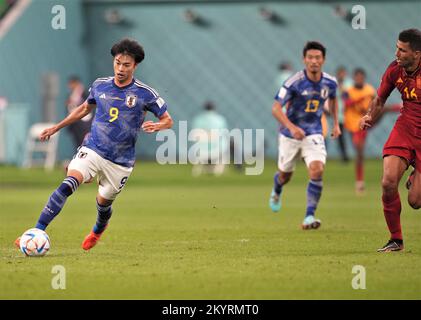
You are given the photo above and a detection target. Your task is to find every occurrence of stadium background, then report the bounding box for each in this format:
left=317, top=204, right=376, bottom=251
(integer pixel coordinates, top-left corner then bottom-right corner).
left=0, top=0, right=420, bottom=165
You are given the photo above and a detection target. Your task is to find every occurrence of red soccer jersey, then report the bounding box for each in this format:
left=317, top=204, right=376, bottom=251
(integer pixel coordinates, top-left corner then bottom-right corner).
left=377, top=60, right=421, bottom=128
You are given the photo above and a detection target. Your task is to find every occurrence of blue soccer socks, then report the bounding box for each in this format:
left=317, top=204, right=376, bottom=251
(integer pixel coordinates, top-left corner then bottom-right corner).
left=35, top=176, right=80, bottom=230
left=273, top=172, right=283, bottom=195
left=305, top=179, right=323, bottom=218
left=93, top=201, right=113, bottom=234
left=269, top=172, right=284, bottom=212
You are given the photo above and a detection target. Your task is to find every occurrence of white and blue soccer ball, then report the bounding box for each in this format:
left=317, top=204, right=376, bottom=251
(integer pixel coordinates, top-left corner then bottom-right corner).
left=19, top=228, right=50, bottom=257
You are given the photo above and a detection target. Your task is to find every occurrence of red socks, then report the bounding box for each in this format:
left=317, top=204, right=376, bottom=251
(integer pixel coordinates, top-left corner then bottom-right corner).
left=382, top=193, right=402, bottom=240
left=356, top=162, right=364, bottom=182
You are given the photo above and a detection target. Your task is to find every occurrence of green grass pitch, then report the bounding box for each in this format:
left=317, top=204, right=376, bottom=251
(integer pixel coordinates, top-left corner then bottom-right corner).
left=0, top=160, right=420, bottom=299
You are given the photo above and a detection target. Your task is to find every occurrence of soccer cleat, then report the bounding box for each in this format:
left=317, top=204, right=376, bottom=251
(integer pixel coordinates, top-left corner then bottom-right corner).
left=269, top=189, right=281, bottom=212
left=82, top=229, right=106, bottom=251
left=377, top=239, right=404, bottom=252
left=406, top=169, right=415, bottom=190
left=14, top=237, right=21, bottom=248
left=301, top=216, right=321, bottom=230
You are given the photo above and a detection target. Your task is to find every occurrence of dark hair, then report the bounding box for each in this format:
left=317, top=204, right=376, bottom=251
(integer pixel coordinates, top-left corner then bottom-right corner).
left=353, top=68, right=366, bottom=76
left=278, top=61, right=292, bottom=71
left=68, top=75, right=81, bottom=82
left=110, top=38, right=145, bottom=64
left=204, top=101, right=215, bottom=111
left=303, top=41, right=326, bottom=58
left=398, top=29, right=421, bottom=51
left=336, top=65, right=347, bottom=73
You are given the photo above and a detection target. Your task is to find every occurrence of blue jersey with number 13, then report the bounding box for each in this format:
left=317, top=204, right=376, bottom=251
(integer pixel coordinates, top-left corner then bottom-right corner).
left=275, top=70, right=337, bottom=138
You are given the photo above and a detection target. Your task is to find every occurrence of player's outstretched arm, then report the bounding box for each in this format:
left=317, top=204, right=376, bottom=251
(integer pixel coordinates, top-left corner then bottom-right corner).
left=141, top=111, right=173, bottom=133
left=359, top=96, right=385, bottom=130
left=328, top=97, right=341, bottom=139
left=271, top=101, right=305, bottom=140
left=40, top=101, right=95, bottom=141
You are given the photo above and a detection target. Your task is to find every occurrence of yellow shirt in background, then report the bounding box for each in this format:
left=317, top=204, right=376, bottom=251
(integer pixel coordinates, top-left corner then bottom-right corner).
left=344, top=84, right=375, bottom=133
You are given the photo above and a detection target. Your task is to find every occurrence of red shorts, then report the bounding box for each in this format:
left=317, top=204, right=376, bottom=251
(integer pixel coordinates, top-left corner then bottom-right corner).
left=352, top=130, right=368, bottom=146
left=383, top=119, right=421, bottom=172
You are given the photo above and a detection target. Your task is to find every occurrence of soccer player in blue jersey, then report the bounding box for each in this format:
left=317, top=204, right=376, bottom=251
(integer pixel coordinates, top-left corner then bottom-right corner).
left=15, top=38, right=173, bottom=250
left=269, top=41, right=341, bottom=230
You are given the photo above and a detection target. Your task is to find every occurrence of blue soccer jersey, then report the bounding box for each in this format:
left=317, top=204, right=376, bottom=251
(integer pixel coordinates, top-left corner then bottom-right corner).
left=274, top=70, right=337, bottom=138
left=84, top=77, right=168, bottom=167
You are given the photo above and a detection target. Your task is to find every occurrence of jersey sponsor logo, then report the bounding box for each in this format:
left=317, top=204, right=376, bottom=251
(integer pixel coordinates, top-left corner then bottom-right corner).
left=99, top=93, right=106, bottom=99
left=302, top=90, right=320, bottom=96
left=396, top=77, right=404, bottom=84
left=125, top=94, right=137, bottom=108
left=109, top=96, right=124, bottom=101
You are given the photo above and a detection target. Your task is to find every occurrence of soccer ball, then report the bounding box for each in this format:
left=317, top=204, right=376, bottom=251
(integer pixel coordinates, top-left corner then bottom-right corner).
left=19, top=228, right=50, bottom=257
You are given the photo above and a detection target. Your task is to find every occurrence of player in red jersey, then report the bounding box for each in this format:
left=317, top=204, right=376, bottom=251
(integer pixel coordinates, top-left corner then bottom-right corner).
left=360, top=28, right=421, bottom=252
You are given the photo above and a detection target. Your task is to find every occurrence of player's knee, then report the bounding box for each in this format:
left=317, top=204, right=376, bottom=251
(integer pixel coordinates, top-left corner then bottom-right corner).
left=308, top=161, right=324, bottom=180
left=408, top=201, right=421, bottom=210
left=408, top=195, right=421, bottom=209
left=381, top=176, right=399, bottom=194
left=309, top=168, right=323, bottom=180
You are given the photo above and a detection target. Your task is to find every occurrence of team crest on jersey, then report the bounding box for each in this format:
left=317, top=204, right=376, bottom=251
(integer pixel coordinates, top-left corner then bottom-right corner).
left=125, top=95, right=137, bottom=108
left=321, top=87, right=329, bottom=99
